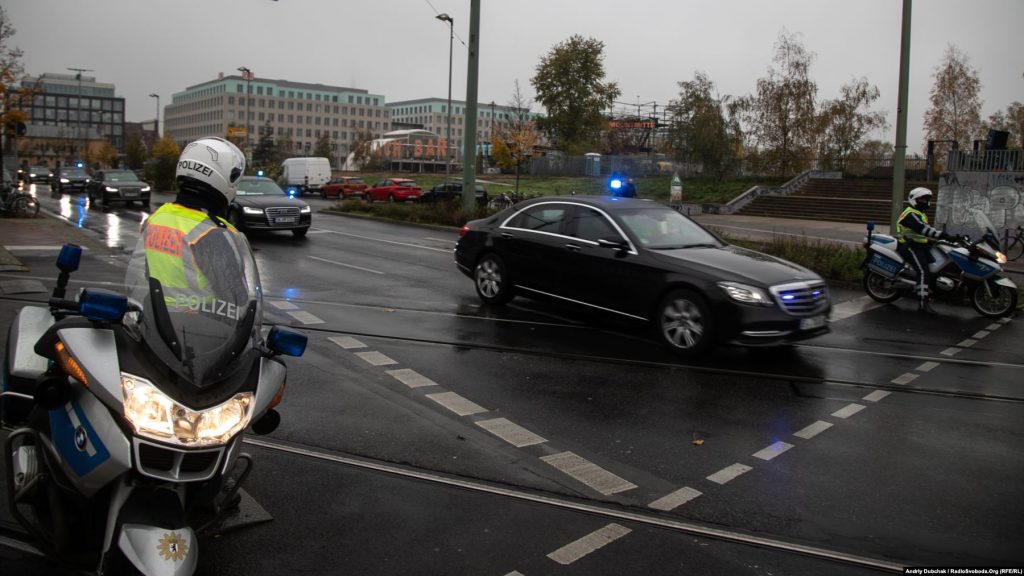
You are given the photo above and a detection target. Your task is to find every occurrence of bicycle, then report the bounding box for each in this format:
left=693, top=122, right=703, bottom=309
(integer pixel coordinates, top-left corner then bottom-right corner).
left=1003, top=225, right=1024, bottom=261
left=0, top=187, right=41, bottom=218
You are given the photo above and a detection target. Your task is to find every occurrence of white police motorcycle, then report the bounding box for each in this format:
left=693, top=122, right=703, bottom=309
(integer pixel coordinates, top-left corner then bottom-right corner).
left=862, top=209, right=1018, bottom=317
left=2, top=234, right=306, bottom=575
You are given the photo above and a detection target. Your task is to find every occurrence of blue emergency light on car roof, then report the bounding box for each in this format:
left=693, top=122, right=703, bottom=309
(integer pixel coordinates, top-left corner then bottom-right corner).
left=610, top=178, right=623, bottom=190
left=257, top=170, right=264, bottom=177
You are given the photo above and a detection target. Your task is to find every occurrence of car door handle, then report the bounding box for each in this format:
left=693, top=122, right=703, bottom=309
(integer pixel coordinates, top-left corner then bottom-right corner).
left=501, top=232, right=514, bottom=239
left=565, top=243, right=582, bottom=252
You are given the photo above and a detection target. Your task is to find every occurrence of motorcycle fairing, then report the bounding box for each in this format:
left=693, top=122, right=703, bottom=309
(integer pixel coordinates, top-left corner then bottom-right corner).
left=56, top=327, right=123, bottom=408
left=48, top=386, right=131, bottom=497
left=119, top=524, right=198, bottom=576
left=946, top=249, right=1000, bottom=280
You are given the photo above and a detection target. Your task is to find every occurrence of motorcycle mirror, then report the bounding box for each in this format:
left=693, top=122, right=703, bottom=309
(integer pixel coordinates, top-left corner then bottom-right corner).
left=251, top=409, right=281, bottom=435
left=34, top=375, right=71, bottom=410
left=56, top=244, right=82, bottom=273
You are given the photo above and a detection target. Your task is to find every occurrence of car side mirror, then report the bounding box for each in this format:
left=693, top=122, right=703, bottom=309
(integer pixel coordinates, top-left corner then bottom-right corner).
left=597, top=237, right=629, bottom=252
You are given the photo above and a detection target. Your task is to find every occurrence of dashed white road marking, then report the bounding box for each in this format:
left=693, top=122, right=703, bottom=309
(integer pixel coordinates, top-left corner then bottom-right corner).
left=957, top=338, right=978, bottom=348
left=547, top=523, right=631, bottom=565
left=287, top=310, right=325, bottom=324
left=647, top=486, right=702, bottom=511
left=268, top=299, right=299, bottom=310
left=319, top=229, right=451, bottom=253
left=476, top=417, right=547, bottom=447
left=328, top=336, right=366, bottom=349
left=752, top=441, right=793, bottom=461
left=940, top=347, right=961, bottom=356
left=829, top=296, right=885, bottom=321
left=972, top=330, right=990, bottom=339
left=794, top=420, right=833, bottom=439
left=706, top=463, right=752, bottom=485
left=540, top=452, right=637, bottom=496
left=862, top=390, right=891, bottom=403
left=425, top=391, right=488, bottom=416
left=986, top=323, right=1002, bottom=331
left=354, top=351, right=398, bottom=366
left=308, top=255, right=385, bottom=275
left=386, top=368, right=439, bottom=389
left=891, top=372, right=919, bottom=385
left=915, top=361, right=940, bottom=372
left=831, top=403, right=866, bottom=419
left=504, top=572, right=526, bottom=576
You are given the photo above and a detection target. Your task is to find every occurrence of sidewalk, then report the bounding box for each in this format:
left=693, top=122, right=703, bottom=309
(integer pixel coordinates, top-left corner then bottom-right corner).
left=0, top=211, right=116, bottom=272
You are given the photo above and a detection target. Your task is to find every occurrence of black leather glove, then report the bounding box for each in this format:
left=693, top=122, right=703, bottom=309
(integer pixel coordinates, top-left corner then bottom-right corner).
left=940, top=231, right=956, bottom=242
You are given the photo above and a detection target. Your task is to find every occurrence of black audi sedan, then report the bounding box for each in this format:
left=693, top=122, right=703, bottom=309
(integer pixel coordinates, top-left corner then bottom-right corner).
left=53, top=166, right=91, bottom=194
left=229, top=176, right=311, bottom=238
left=455, top=196, right=830, bottom=355
left=86, top=169, right=151, bottom=207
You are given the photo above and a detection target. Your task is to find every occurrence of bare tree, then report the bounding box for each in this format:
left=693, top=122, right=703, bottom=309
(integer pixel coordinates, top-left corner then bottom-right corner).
left=491, top=80, right=538, bottom=191
left=923, top=45, right=982, bottom=159
left=817, top=77, right=887, bottom=171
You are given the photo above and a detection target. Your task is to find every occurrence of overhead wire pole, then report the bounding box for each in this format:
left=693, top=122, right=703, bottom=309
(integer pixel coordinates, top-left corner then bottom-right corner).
left=890, top=0, right=912, bottom=232
left=461, top=0, right=480, bottom=212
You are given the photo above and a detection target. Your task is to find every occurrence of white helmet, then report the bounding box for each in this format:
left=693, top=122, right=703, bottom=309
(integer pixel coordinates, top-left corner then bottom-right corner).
left=907, top=187, right=933, bottom=208
left=176, top=137, right=245, bottom=204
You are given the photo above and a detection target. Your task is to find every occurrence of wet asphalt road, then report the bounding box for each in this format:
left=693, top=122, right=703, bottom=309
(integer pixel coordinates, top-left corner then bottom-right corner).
left=1, top=184, right=1022, bottom=575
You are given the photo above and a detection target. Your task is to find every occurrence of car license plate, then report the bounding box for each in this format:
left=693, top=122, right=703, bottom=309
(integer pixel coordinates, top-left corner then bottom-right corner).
left=799, top=315, right=826, bottom=330
left=274, top=216, right=296, bottom=224
left=123, top=191, right=138, bottom=198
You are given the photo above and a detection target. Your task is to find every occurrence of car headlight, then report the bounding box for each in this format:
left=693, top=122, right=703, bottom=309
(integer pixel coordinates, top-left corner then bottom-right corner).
left=300, top=205, right=311, bottom=213
left=60, top=178, right=71, bottom=184
left=140, top=185, right=151, bottom=192
left=105, top=186, right=119, bottom=192
left=718, top=281, right=774, bottom=306
left=121, top=374, right=254, bottom=446
left=243, top=206, right=264, bottom=215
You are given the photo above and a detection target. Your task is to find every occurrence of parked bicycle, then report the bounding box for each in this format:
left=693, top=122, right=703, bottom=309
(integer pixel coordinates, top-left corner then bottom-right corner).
left=486, top=190, right=541, bottom=211
left=0, top=187, right=41, bottom=218
left=1003, top=225, right=1024, bottom=261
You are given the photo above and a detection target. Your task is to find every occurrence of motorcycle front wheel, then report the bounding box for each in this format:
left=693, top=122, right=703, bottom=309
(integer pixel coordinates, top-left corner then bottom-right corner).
left=970, top=281, right=1017, bottom=318
left=863, top=270, right=902, bottom=303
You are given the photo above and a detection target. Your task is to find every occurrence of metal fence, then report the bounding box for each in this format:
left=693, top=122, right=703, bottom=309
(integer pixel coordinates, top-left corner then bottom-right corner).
left=946, top=149, right=1023, bottom=172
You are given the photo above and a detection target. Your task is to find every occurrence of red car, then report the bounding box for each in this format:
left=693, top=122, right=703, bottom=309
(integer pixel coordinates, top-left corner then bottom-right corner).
left=321, top=176, right=368, bottom=199
left=364, top=178, right=422, bottom=203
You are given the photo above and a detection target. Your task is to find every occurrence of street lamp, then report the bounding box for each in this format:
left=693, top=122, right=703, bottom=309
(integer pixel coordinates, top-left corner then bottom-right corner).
left=67, top=67, right=93, bottom=160
left=148, top=93, right=160, bottom=142
left=435, top=13, right=454, bottom=188
left=237, top=66, right=252, bottom=156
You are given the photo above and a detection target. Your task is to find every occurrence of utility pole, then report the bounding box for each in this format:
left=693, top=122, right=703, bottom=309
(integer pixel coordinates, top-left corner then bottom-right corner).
left=67, top=67, right=93, bottom=160
left=890, top=0, right=912, bottom=232
left=461, top=0, right=480, bottom=212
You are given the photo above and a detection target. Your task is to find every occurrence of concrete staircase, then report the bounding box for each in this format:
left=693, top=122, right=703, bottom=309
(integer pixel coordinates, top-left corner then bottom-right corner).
left=737, top=178, right=935, bottom=224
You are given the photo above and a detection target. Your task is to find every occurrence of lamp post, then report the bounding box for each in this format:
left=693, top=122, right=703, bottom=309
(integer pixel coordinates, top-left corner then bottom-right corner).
left=237, top=66, right=252, bottom=157
left=435, top=13, right=453, bottom=189
left=148, top=93, right=160, bottom=144
left=67, top=67, right=93, bottom=160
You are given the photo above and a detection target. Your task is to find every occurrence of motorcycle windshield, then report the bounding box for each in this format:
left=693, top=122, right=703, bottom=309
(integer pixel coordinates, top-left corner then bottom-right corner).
left=125, top=218, right=262, bottom=389
left=972, top=209, right=997, bottom=235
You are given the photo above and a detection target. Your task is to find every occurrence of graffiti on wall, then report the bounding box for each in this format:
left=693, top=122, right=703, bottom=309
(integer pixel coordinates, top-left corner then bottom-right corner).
left=936, top=171, right=1024, bottom=234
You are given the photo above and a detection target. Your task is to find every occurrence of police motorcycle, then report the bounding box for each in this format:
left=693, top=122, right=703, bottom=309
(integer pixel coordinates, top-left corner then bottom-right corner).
left=862, top=209, right=1018, bottom=317
left=2, top=235, right=306, bottom=574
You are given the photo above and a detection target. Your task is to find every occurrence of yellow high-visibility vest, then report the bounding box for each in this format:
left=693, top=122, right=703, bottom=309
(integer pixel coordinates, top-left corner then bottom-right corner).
left=896, top=206, right=929, bottom=244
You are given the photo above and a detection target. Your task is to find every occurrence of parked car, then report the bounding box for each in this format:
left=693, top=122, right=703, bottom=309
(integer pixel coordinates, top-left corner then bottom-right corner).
left=455, top=196, right=831, bottom=356
left=364, top=178, right=422, bottom=203
left=229, top=175, right=311, bottom=238
left=420, top=181, right=488, bottom=205
left=53, top=167, right=91, bottom=194
left=26, top=165, right=53, bottom=184
left=86, top=169, right=151, bottom=207
left=321, top=176, right=368, bottom=199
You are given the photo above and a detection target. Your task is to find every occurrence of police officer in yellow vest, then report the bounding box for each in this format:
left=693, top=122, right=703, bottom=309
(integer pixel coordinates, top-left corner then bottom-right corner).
left=143, top=137, right=251, bottom=317
left=897, top=187, right=956, bottom=313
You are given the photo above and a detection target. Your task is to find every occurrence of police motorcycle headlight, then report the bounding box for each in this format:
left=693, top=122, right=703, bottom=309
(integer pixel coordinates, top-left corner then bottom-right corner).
left=121, top=374, right=254, bottom=447
left=718, top=281, right=774, bottom=306
left=243, top=206, right=264, bottom=215
left=974, top=242, right=1005, bottom=264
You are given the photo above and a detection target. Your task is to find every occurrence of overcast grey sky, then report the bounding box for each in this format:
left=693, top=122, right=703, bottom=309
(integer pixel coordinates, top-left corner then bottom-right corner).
left=7, top=0, right=1022, bottom=154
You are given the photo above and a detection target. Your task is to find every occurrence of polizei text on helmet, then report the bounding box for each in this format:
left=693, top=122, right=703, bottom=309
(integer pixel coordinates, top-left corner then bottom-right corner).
left=178, top=160, right=214, bottom=177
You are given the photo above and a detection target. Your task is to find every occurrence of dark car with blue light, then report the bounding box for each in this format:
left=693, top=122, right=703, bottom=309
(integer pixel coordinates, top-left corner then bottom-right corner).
left=455, top=196, right=831, bottom=355
left=53, top=166, right=91, bottom=194
left=229, top=175, right=311, bottom=238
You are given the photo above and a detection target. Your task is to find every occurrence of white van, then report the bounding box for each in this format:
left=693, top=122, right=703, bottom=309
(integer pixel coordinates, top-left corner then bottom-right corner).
left=281, top=157, right=331, bottom=196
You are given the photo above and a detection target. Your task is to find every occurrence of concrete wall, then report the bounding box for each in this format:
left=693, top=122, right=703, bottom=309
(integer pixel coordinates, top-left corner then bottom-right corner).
left=936, top=171, right=1024, bottom=234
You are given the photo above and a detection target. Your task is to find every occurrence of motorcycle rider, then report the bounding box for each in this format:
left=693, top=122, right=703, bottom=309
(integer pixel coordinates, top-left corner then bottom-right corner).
left=897, top=187, right=957, bottom=313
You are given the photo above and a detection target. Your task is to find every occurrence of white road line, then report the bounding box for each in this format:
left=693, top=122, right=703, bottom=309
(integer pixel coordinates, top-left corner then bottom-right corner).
left=319, top=230, right=451, bottom=253
left=540, top=452, right=638, bottom=496
left=328, top=336, right=367, bottom=349
left=287, top=310, right=325, bottom=324
left=752, top=441, right=793, bottom=461
left=999, top=317, right=1011, bottom=324
left=268, top=299, right=299, bottom=310
left=915, top=361, right=940, bottom=372
left=354, top=351, right=398, bottom=366
left=547, top=523, right=632, bottom=565
left=986, top=323, right=1002, bottom=331
left=308, top=255, right=385, bottom=275
left=475, top=417, right=547, bottom=447
left=940, top=347, right=961, bottom=356
left=504, top=572, right=525, bottom=576
left=831, top=403, right=866, bottom=419
left=972, top=330, right=990, bottom=339
left=648, top=486, right=702, bottom=511
left=890, top=372, right=919, bottom=385
left=706, top=463, right=752, bottom=485
left=386, top=368, right=439, bottom=389
left=425, top=391, right=488, bottom=416
left=794, top=420, right=833, bottom=439
left=862, top=390, right=891, bottom=403
left=829, top=296, right=885, bottom=322
left=957, top=338, right=978, bottom=348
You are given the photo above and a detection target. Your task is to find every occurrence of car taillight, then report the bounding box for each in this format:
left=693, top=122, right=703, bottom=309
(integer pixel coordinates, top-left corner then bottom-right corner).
left=459, top=225, right=470, bottom=237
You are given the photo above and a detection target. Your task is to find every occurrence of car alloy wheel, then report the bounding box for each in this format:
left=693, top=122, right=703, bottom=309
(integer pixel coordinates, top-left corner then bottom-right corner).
left=474, top=253, right=514, bottom=304
left=656, top=289, right=712, bottom=355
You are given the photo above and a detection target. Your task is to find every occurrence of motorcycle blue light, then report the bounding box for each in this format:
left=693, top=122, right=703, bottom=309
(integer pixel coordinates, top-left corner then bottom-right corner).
left=57, top=244, right=82, bottom=273
left=268, top=326, right=307, bottom=357
left=78, top=288, right=128, bottom=322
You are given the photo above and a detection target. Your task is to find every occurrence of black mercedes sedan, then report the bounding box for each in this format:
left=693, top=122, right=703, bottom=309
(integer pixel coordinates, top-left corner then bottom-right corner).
left=86, top=169, right=151, bottom=207
left=229, top=176, right=311, bottom=238
left=455, top=196, right=831, bottom=355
